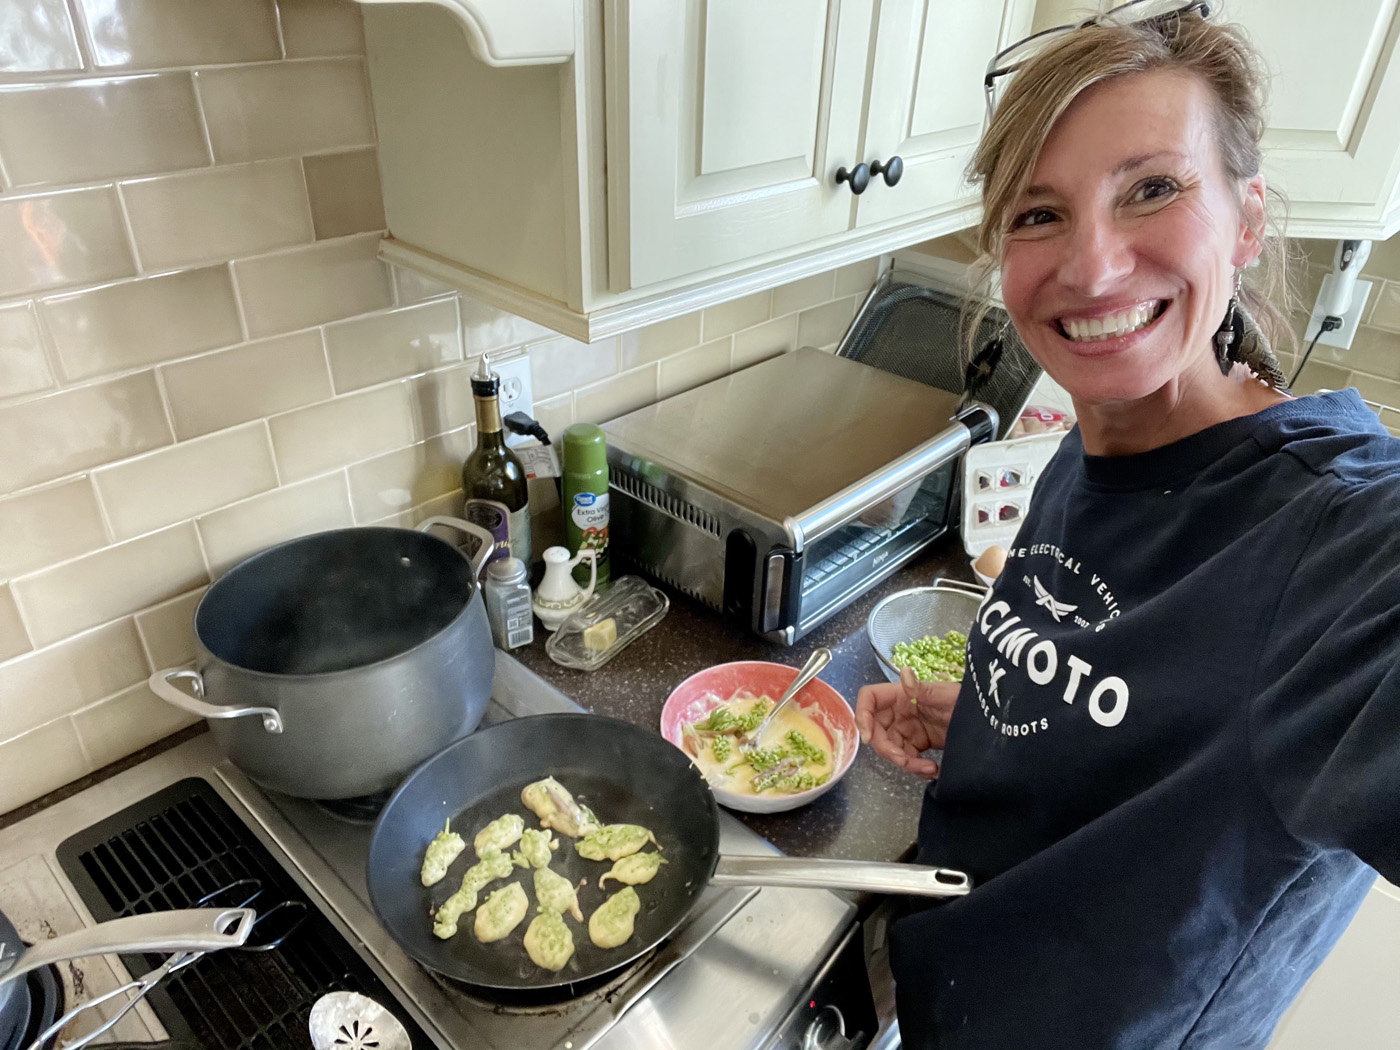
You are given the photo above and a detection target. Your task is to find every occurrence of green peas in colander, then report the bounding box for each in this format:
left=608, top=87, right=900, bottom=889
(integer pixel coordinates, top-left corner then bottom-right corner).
left=891, top=630, right=968, bottom=683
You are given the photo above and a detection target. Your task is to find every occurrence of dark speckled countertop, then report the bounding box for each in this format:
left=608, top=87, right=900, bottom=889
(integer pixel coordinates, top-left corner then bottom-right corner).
left=511, top=534, right=978, bottom=865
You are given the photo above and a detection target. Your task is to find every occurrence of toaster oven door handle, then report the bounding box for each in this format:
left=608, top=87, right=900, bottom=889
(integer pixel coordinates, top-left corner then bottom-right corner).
left=794, top=424, right=973, bottom=541
left=761, top=548, right=799, bottom=634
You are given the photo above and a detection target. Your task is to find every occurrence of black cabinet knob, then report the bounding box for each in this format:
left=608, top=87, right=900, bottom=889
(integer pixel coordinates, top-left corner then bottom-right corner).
left=871, top=156, right=904, bottom=187
left=835, top=163, right=870, bottom=195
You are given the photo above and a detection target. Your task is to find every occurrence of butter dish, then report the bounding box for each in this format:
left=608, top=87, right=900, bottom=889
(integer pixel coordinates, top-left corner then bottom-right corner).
left=545, top=576, right=669, bottom=671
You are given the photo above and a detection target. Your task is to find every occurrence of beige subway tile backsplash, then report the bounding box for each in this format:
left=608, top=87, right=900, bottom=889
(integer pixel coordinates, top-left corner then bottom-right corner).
left=458, top=296, right=554, bottom=354
left=0, top=372, right=172, bottom=494
left=0, top=620, right=148, bottom=742
left=121, top=160, right=315, bottom=271
left=93, top=422, right=279, bottom=540
left=0, top=0, right=82, bottom=75
left=197, top=472, right=354, bottom=574
left=701, top=292, right=769, bottom=342
left=277, top=0, right=367, bottom=58
left=658, top=337, right=732, bottom=399
left=773, top=271, right=836, bottom=317
left=196, top=58, right=374, bottom=164
left=834, top=258, right=881, bottom=298
left=234, top=233, right=393, bottom=338
left=78, top=0, right=281, bottom=69
left=302, top=148, right=386, bottom=239
left=326, top=299, right=461, bottom=393
left=620, top=314, right=702, bottom=370
left=160, top=330, right=333, bottom=440
left=0, top=587, right=30, bottom=663
left=73, top=679, right=198, bottom=770
left=574, top=366, right=658, bottom=425
left=1372, top=282, right=1400, bottom=333
left=0, top=187, right=135, bottom=299
left=0, top=478, right=108, bottom=580
left=733, top=314, right=798, bottom=369
left=0, top=719, right=89, bottom=811
left=346, top=428, right=472, bottom=523
left=0, top=74, right=209, bottom=187
left=43, top=266, right=243, bottom=381
left=0, top=301, right=54, bottom=399
left=531, top=336, right=619, bottom=400
left=135, top=588, right=203, bottom=669
left=797, top=295, right=859, bottom=349
left=12, top=523, right=208, bottom=647
left=412, top=363, right=476, bottom=438
left=268, top=381, right=417, bottom=481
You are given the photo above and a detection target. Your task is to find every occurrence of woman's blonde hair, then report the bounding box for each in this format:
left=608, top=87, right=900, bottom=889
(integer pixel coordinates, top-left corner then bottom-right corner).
left=964, top=11, right=1299, bottom=376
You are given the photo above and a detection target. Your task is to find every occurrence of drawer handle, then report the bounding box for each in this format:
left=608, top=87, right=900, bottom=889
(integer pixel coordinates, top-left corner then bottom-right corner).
left=871, top=155, right=904, bottom=187
left=834, top=163, right=870, bottom=195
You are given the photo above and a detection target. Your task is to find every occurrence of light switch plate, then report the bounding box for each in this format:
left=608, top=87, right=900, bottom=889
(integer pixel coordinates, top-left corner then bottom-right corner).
left=489, top=350, right=534, bottom=447
left=1304, top=275, right=1373, bottom=351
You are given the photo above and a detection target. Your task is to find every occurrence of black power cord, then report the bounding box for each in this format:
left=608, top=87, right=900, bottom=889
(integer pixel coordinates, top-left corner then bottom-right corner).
left=1289, top=316, right=1343, bottom=389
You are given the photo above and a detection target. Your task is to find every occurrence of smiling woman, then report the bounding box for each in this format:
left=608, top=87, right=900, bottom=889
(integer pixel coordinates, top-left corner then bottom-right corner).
left=853, top=5, right=1400, bottom=1050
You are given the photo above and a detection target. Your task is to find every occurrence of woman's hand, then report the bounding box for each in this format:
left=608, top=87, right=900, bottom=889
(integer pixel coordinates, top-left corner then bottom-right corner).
left=855, top=667, right=959, bottom=779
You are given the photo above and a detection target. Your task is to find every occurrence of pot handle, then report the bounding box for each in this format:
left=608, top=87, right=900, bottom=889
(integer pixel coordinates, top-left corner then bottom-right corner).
left=148, top=669, right=284, bottom=734
left=711, top=855, right=972, bottom=898
left=0, top=907, right=254, bottom=987
left=418, top=515, right=499, bottom=577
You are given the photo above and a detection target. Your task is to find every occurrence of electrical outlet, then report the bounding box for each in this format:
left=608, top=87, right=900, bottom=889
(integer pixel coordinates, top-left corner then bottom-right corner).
left=1304, top=274, right=1373, bottom=351
left=489, top=350, right=535, bottom=447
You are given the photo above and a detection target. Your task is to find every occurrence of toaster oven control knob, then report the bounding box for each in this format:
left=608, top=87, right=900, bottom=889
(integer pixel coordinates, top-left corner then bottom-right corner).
left=871, top=155, right=904, bottom=187
left=834, top=163, right=871, bottom=195
left=803, top=1005, right=856, bottom=1050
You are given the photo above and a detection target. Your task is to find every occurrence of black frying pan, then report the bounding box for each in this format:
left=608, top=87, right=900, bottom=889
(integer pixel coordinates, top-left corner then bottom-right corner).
left=367, top=714, right=717, bottom=991
left=366, top=713, right=974, bottom=992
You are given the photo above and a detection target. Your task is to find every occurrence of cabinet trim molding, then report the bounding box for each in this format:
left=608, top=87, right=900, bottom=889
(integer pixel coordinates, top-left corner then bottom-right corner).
left=352, top=0, right=573, bottom=66
left=378, top=202, right=982, bottom=342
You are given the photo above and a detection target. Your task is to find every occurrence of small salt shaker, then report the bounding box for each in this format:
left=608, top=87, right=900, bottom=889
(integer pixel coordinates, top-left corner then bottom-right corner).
left=483, top=557, right=535, bottom=650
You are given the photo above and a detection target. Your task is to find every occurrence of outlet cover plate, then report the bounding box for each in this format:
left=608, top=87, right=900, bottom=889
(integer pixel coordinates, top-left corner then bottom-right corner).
left=489, top=351, right=534, bottom=447
left=1305, top=275, right=1373, bottom=351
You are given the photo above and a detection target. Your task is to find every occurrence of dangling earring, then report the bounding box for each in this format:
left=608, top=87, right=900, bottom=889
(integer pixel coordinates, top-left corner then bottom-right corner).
left=958, top=319, right=1010, bottom=412
left=1214, top=270, right=1243, bottom=376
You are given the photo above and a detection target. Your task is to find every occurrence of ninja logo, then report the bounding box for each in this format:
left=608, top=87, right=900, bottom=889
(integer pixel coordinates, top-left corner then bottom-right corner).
left=1032, top=576, right=1078, bottom=622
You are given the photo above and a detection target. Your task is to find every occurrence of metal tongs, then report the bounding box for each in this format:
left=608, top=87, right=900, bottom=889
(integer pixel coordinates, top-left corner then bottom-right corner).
left=16, top=880, right=308, bottom=1050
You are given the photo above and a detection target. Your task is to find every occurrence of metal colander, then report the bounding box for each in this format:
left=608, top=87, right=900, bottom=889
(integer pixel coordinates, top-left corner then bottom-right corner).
left=867, top=580, right=986, bottom=683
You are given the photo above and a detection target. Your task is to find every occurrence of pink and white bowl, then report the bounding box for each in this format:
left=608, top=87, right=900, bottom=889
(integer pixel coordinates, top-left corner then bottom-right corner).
left=659, top=660, right=859, bottom=814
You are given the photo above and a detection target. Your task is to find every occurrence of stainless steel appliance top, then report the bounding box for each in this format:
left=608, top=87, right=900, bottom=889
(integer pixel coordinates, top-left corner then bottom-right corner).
left=0, top=653, right=861, bottom=1050
left=602, top=348, right=963, bottom=523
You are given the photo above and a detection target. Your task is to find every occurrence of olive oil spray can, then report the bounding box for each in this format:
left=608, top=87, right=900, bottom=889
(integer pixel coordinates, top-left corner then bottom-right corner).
left=561, top=423, right=610, bottom=586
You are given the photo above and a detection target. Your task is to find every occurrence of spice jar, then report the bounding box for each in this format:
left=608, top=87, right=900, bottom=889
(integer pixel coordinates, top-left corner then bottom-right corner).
left=483, top=557, right=534, bottom=650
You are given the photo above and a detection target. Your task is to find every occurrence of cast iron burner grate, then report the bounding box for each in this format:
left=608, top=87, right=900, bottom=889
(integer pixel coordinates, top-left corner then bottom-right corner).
left=54, top=779, right=429, bottom=1050
left=313, top=791, right=394, bottom=824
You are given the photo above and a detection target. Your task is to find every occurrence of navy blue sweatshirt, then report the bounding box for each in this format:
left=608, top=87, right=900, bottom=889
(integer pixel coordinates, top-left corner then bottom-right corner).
left=891, top=390, right=1400, bottom=1049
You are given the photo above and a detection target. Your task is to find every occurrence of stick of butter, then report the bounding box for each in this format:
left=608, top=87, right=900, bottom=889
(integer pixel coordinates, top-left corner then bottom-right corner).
left=582, top=617, right=618, bottom=652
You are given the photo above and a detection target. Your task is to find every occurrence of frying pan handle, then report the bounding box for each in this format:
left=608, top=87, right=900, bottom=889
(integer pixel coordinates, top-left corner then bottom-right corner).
left=0, top=908, right=254, bottom=987
left=418, top=515, right=498, bottom=578
left=711, top=856, right=972, bottom=898
left=148, top=669, right=284, bottom=734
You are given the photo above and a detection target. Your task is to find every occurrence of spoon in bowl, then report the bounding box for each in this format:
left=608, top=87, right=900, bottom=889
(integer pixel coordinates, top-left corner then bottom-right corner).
left=739, top=647, right=832, bottom=753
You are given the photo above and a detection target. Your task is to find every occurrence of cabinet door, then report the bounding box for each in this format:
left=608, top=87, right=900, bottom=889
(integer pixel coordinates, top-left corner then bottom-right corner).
left=854, top=0, right=1033, bottom=229
left=1230, top=0, right=1400, bottom=231
left=608, top=0, right=870, bottom=289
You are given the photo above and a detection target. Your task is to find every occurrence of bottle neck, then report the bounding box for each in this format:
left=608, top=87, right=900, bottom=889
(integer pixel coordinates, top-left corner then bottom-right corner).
left=474, top=393, right=503, bottom=437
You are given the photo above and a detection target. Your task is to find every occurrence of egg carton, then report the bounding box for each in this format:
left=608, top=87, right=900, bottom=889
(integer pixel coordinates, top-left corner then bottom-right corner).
left=961, top=432, right=1065, bottom=559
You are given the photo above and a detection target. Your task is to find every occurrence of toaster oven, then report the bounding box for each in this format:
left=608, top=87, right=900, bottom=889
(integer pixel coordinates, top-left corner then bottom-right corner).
left=601, top=348, right=996, bottom=644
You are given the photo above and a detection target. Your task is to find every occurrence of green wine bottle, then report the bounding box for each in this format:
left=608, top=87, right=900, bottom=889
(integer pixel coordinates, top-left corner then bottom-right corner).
left=461, top=356, right=531, bottom=570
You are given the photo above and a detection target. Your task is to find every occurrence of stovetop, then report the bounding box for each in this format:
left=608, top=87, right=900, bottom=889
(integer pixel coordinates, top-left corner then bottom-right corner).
left=0, top=653, right=867, bottom=1050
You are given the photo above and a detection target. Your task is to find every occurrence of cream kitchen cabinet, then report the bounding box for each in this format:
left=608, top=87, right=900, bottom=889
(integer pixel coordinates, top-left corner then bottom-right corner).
left=1031, top=0, right=1400, bottom=241
left=356, top=0, right=1033, bottom=341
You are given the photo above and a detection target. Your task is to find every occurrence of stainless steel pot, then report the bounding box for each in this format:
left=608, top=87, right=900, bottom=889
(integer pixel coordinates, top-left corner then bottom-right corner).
left=149, top=517, right=496, bottom=800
